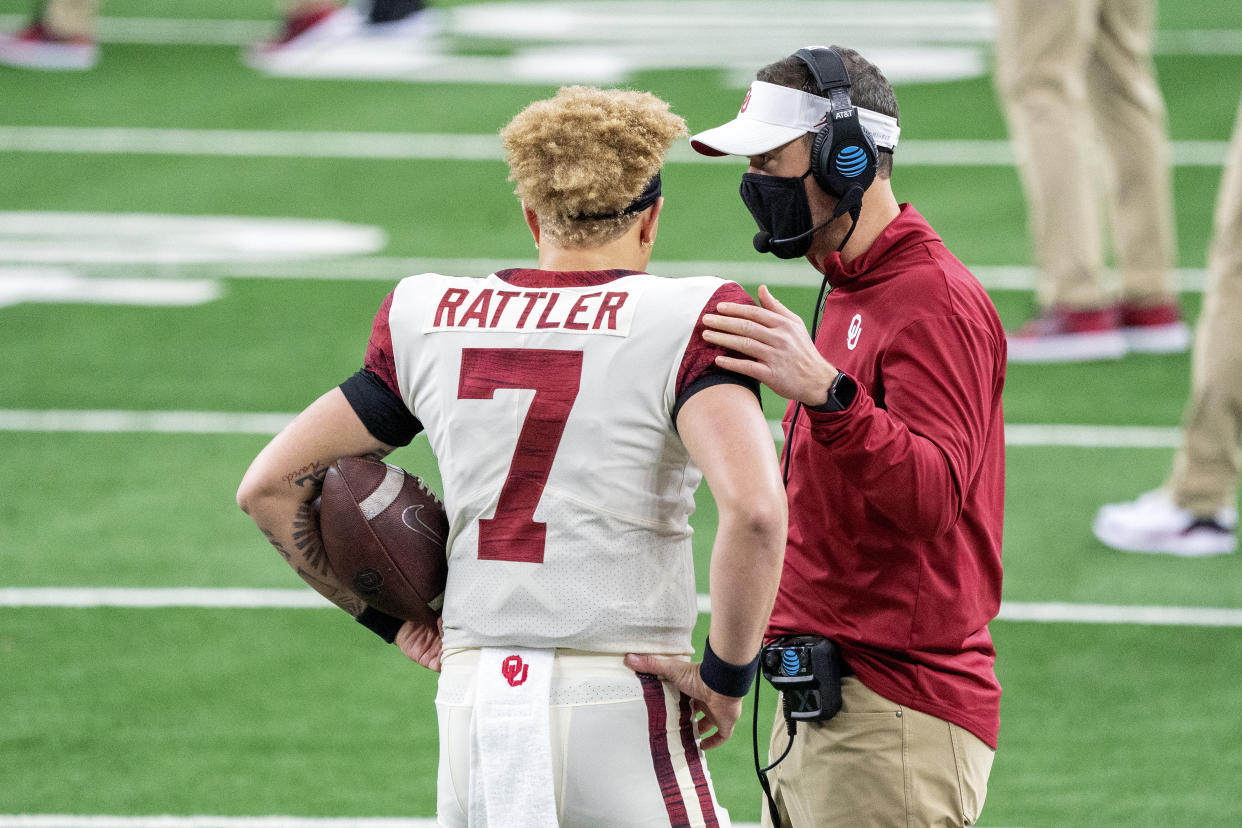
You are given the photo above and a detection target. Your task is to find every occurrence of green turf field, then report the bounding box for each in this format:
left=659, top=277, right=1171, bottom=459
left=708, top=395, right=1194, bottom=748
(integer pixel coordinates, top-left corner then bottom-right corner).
left=2, top=1, right=1242, bottom=825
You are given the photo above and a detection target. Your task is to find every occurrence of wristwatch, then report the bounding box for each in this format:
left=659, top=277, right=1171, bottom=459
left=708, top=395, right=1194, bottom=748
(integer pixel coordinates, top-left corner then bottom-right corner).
left=809, top=371, right=857, bottom=413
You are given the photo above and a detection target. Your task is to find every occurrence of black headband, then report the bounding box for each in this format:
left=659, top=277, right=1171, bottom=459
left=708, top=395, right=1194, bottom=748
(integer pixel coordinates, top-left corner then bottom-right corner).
left=571, top=172, right=662, bottom=221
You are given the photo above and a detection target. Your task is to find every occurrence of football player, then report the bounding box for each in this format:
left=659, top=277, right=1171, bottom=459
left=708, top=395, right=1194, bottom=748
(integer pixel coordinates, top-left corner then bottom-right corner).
left=237, top=85, right=787, bottom=827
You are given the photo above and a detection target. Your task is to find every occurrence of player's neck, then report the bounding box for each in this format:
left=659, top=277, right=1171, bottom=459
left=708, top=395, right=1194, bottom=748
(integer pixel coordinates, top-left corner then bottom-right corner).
left=536, top=235, right=652, bottom=273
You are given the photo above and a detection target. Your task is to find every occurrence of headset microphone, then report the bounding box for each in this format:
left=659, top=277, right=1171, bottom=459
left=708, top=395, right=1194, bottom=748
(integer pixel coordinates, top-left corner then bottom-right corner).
left=753, top=217, right=828, bottom=254
left=753, top=187, right=864, bottom=254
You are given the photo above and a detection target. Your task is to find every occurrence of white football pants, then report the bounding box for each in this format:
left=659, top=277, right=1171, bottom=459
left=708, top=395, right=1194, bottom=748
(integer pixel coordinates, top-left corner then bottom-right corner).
left=435, top=648, right=731, bottom=827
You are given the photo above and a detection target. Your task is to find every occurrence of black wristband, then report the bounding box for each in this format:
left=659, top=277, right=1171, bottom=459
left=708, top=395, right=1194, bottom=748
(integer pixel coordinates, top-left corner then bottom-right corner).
left=355, top=606, right=404, bottom=643
left=808, top=371, right=857, bottom=413
left=700, top=637, right=760, bottom=698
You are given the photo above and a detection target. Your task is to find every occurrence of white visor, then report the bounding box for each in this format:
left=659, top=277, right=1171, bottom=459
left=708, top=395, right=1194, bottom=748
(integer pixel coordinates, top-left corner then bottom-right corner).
left=690, top=81, right=900, bottom=157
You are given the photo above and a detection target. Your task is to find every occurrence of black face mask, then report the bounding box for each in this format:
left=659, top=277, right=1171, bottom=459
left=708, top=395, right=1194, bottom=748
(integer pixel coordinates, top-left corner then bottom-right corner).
left=739, top=168, right=815, bottom=259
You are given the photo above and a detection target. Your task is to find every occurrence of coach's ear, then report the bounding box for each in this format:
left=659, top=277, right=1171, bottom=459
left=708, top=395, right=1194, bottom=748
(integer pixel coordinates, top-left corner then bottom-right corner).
left=522, top=202, right=541, bottom=246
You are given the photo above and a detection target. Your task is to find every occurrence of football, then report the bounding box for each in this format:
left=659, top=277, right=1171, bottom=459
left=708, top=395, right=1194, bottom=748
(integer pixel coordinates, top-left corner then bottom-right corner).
left=317, top=455, right=449, bottom=626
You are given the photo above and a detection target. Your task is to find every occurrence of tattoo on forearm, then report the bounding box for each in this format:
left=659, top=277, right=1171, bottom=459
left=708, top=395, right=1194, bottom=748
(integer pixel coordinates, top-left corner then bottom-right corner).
left=262, top=528, right=292, bottom=562
left=283, top=461, right=328, bottom=489
left=298, top=567, right=365, bottom=615
left=291, top=502, right=328, bottom=575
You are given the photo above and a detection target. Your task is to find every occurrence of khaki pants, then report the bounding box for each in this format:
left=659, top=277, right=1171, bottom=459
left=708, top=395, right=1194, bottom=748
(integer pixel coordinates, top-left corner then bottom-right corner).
left=39, top=0, right=101, bottom=39
left=761, top=677, right=994, bottom=828
left=39, top=1, right=341, bottom=39
left=993, top=0, right=1175, bottom=310
left=1168, top=93, right=1242, bottom=515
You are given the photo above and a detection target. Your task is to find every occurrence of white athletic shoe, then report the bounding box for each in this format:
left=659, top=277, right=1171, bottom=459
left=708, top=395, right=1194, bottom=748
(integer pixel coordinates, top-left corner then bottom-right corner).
left=245, top=5, right=442, bottom=77
left=244, top=5, right=365, bottom=73
left=0, top=22, right=99, bottom=71
left=1093, top=490, right=1237, bottom=557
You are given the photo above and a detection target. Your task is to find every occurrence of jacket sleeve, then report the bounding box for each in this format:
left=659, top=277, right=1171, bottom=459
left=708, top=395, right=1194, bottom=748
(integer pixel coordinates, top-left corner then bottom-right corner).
left=802, top=315, right=1002, bottom=539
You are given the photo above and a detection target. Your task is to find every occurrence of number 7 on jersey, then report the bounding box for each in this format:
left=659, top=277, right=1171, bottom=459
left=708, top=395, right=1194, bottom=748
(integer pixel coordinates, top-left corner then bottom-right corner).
left=458, top=348, right=584, bottom=564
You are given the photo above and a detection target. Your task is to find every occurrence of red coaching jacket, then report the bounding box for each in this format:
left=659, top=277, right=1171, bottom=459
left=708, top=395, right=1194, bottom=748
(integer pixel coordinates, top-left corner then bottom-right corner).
left=769, top=204, right=1007, bottom=749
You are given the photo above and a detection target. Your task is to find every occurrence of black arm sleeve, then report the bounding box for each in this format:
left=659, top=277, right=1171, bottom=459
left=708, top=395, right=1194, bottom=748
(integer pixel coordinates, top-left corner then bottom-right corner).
left=672, top=372, right=762, bottom=429
left=339, top=369, right=423, bottom=447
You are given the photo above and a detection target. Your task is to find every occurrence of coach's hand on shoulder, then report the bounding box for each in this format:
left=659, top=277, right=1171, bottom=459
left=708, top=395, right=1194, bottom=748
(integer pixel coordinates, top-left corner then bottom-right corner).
left=624, top=653, right=743, bottom=750
left=702, top=284, right=838, bottom=407
left=396, top=617, right=444, bottom=672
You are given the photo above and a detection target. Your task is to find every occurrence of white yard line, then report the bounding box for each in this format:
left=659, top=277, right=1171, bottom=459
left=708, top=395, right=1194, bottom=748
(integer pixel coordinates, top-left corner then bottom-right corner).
left=0, top=817, right=1023, bottom=828
left=0, top=126, right=1228, bottom=167
left=1, top=587, right=1238, bottom=628
left=0, top=5, right=1235, bottom=54
left=996, top=603, right=1242, bottom=626
left=0, top=819, right=441, bottom=828
left=0, top=127, right=507, bottom=162
left=0, top=410, right=295, bottom=435
left=1002, top=424, right=1181, bottom=448
left=0, top=588, right=331, bottom=609
left=7, top=258, right=1208, bottom=294
left=183, top=259, right=1214, bottom=294
left=0, top=16, right=272, bottom=45
left=0, top=409, right=1187, bottom=449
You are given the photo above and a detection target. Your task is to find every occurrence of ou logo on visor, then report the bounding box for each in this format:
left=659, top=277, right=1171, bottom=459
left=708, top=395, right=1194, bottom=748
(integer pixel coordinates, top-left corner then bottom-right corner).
left=847, top=314, right=863, bottom=350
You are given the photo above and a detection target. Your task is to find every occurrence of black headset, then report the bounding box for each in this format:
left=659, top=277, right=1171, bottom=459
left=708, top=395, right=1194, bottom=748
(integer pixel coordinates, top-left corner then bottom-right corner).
left=793, top=46, right=878, bottom=214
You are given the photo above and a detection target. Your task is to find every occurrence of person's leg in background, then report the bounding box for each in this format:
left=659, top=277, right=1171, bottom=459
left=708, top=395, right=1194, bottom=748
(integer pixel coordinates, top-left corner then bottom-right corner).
left=1093, top=93, right=1242, bottom=557
left=0, top=0, right=101, bottom=70
left=1164, top=92, right=1242, bottom=538
left=1090, top=0, right=1189, bottom=353
left=995, top=0, right=1130, bottom=363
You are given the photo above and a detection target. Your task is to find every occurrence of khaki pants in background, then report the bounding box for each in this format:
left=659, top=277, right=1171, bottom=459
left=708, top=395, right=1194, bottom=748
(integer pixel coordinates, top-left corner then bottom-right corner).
left=1168, top=93, right=1242, bottom=516
left=40, top=0, right=101, bottom=39
left=38, top=1, right=333, bottom=40
left=993, top=0, right=1176, bottom=310
left=761, top=677, right=994, bottom=828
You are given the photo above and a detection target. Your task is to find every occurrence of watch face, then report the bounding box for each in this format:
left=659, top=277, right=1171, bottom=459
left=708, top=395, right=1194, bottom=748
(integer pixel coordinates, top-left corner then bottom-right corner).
left=827, top=373, right=855, bottom=411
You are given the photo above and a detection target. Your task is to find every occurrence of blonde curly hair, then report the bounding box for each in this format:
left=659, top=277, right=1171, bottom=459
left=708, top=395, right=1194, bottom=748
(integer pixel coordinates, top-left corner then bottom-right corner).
left=500, top=85, right=688, bottom=248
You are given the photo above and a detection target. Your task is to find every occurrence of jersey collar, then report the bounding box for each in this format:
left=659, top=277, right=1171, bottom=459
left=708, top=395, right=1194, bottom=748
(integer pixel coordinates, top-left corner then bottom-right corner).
left=494, top=268, right=645, bottom=288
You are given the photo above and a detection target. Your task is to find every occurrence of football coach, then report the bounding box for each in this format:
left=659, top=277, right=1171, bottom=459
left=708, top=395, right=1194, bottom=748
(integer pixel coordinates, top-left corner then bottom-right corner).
left=686, top=45, right=1006, bottom=826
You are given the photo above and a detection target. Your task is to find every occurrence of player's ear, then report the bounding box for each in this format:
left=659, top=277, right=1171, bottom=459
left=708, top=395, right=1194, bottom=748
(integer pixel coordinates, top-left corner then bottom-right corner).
left=639, top=196, right=663, bottom=246
left=522, top=202, right=541, bottom=245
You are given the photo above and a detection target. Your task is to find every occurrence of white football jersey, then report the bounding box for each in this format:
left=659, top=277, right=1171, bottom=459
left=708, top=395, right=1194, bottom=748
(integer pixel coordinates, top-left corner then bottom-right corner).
left=377, top=268, right=749, bottom=655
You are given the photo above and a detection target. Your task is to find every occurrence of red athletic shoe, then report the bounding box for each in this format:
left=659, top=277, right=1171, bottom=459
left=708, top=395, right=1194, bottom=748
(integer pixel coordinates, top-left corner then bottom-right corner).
left=1006, top=306, right=1128, bottom=363
left=271, top=4, right=345, bottom=46
left=1120, top=300, right=1190, bottom=354
left=0, top=21, right=98, bottom=70
left=244, top=4, right=361, bottom=71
